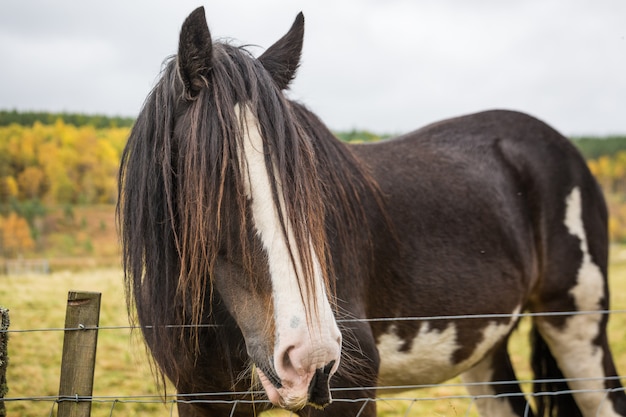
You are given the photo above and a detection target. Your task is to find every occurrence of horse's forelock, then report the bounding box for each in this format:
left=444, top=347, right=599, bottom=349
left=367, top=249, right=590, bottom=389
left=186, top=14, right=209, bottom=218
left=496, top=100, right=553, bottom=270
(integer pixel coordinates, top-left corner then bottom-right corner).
left=120, top=42, right=333, bottom=368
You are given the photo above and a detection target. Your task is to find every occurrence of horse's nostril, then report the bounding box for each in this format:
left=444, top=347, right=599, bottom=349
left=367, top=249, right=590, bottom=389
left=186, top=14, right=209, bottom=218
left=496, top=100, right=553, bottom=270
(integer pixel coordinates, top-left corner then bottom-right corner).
left=322, top=360, right=336, bottom=375
left=307, top=361, right=335, bottom=408
left=282, top=346, right=294, bottom=372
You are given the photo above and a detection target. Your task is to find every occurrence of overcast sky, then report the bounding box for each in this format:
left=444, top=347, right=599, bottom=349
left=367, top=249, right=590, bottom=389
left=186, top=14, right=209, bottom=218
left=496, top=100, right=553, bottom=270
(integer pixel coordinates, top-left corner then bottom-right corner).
left=1, top=1, right=625, bottom=136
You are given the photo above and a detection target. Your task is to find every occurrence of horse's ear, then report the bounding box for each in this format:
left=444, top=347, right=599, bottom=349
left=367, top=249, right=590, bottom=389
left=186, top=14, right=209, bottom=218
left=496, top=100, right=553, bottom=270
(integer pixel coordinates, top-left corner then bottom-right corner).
left=259, top=12, right=304, bottom=90
left=178, top=6, right=213, bottom=97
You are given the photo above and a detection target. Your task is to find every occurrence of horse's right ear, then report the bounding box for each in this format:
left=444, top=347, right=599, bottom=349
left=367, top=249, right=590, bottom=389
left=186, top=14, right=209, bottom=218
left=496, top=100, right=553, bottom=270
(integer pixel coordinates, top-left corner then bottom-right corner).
left=178, top=7, right=213, bottom=97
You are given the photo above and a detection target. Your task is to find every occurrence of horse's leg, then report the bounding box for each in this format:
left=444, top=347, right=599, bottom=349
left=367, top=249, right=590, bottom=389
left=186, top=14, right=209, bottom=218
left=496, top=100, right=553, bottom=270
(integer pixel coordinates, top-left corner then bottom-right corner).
left=462, top=340, right=534, bottom=417
left=533, top=313, right=625, bottom=417
left=531, top=187, right=626, bottom=417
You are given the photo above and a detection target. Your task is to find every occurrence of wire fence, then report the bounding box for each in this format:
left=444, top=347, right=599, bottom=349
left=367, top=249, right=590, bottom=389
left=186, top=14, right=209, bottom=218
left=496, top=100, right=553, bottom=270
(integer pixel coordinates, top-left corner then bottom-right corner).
left=4, top=308, right=626, bottom=333
left=4, top=385, right=626, bottom=417
left=2, top=309, right=626, bottom=416
left=2, top=379, right=626, bottom=417
left=3, top=386, right=626, bottom=417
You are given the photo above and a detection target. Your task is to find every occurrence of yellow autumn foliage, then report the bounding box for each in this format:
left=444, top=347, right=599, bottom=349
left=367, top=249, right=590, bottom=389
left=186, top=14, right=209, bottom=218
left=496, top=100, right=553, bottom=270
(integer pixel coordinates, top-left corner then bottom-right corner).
left=0, top=212, right=34, bottom=256
left=586, top=152, right=626, bottom=243
left=0, top=120, right=129, bottom=205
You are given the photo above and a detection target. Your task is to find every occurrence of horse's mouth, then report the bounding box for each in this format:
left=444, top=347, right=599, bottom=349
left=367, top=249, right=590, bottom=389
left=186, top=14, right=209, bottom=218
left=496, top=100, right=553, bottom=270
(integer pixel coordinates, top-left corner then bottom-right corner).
left=256, top=367, right=305, bottom=410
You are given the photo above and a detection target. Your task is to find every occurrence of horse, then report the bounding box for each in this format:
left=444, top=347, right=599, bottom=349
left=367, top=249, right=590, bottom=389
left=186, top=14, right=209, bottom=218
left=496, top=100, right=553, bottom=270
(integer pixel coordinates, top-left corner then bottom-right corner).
left=117, top=6, right=626, bottom=417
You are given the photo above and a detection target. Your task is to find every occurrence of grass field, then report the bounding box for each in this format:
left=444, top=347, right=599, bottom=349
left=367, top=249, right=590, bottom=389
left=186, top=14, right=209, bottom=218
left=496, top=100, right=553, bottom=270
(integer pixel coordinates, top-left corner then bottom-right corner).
left=1, top=247, right=626, bottom=417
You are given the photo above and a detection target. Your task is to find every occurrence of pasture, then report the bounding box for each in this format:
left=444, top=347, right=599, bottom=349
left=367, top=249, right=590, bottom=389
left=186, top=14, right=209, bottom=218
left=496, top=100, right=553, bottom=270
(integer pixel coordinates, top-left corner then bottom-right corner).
left=1, top=246, right=626, bottom=417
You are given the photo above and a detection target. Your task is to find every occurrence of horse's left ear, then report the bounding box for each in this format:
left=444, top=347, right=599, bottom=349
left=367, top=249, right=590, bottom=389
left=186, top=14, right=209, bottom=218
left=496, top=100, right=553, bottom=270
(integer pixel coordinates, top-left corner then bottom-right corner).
left=259, top=12, right=305, bottom=90
left=178, top=6, right=213, bottom=97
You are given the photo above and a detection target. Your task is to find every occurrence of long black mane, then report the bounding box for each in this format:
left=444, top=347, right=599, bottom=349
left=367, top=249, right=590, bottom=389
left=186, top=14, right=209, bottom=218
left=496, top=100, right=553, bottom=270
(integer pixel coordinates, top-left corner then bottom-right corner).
left=117, top=40, right=384, bottom=386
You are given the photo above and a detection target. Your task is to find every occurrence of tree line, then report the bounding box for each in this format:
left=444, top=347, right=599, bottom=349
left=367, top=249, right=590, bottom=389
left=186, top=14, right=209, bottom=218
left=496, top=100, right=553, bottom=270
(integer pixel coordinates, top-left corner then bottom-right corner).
left=572, top=136, right=626, bottom=160
left=0, top=109, right=134, bottom=129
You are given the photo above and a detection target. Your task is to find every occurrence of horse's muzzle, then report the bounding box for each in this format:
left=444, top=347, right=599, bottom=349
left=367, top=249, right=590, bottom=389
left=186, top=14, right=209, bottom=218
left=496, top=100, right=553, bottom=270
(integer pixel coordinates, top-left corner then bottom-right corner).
left=256, top=357, right=339, bottom=411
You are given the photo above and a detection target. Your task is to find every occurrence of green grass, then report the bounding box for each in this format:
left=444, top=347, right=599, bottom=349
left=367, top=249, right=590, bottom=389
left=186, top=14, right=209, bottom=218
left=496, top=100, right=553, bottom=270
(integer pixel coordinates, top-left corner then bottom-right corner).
left=1, top=247, right=626, bottom=417
left=0, top=269, right=166, bottom=417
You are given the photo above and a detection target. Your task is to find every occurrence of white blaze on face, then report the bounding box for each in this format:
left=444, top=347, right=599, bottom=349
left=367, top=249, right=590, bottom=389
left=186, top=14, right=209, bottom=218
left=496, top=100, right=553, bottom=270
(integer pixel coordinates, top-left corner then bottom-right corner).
left=536, top=187, right=619, bottom=417
left=235, top=104, right=341, bottom=409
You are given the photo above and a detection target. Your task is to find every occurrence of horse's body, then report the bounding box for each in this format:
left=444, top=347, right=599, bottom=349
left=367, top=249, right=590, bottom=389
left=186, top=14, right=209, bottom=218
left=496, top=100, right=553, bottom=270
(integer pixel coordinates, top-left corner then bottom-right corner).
left=354, top=109, right=618, bottom=416
left=118, top=7, right=626, bottom=417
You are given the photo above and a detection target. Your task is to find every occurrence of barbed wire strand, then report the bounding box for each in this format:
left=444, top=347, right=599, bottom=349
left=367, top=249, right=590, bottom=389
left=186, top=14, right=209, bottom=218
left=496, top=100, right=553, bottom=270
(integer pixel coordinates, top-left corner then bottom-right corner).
left=2, top=385, right=625, bottom=406
left=3, top=375, right=625, bottom=405
left=402, top=398, right=418, bottom=417
left=107, top=399, right=118, bottom=417
left=355, top=399, right=370, bottom=417
left=2, top=388, right=626, bottom=417
left=170, top=398, right=176, bottom=417
left=464, top=398, right=477, bottom=417
left=2, top=309, right=626, bottom=334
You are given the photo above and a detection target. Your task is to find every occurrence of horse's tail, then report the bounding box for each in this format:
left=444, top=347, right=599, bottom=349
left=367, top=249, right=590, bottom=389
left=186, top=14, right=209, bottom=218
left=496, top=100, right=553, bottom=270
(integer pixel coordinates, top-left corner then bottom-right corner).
left=530, top=325, right=583, bottom=417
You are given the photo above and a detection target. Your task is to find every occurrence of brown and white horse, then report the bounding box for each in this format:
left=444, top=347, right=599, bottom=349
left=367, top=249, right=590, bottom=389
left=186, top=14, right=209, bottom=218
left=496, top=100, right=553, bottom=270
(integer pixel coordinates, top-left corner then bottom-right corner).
left=117, top=7, right=626, bottom=416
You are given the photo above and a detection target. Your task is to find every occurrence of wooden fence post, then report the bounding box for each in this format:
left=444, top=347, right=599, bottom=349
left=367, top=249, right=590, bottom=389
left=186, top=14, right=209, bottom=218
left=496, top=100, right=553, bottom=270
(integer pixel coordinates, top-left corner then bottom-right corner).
left=58, top=292, right=101, bottom=417
left=0, top=307, right=9, bottom=417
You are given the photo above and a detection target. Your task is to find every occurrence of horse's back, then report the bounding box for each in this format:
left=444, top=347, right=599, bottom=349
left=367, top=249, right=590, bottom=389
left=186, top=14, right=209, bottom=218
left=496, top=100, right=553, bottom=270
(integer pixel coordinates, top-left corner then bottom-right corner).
left=354, top=109, right=607, bottom=285
left=354, top=108, right=608, bottom=312
left=353, top=109, right=580, bottom=290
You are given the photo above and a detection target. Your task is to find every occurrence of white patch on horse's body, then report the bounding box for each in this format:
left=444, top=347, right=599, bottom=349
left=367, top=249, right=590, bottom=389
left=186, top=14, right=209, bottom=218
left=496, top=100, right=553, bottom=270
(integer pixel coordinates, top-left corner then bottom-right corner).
left=235, top=104, right=341, bottom=408
left=536, top=187, right=619, bottom=417
left=377, top=322, right=457, bottom=386
left=461, top=352, right=519, bottom=417
left=376, top=306, right=521, bottom=388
